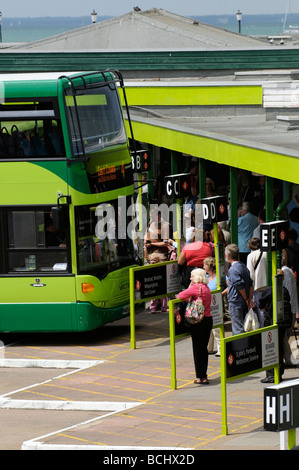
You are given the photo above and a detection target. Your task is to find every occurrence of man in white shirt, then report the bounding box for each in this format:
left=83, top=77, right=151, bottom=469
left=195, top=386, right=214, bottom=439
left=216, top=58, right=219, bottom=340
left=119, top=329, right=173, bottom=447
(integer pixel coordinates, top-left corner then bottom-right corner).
left=247, top=238, right=267, bottom=327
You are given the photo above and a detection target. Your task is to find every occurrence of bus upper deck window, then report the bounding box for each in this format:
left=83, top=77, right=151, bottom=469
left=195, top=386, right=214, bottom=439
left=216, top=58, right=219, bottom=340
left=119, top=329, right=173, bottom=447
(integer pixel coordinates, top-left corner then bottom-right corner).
left=0, top=101, right=65, bottom=159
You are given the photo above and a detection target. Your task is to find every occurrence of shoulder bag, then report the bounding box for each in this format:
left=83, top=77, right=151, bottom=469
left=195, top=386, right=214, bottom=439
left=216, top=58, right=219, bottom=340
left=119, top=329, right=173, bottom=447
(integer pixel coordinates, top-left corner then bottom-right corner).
left=254, top=250, right=263, bottom=271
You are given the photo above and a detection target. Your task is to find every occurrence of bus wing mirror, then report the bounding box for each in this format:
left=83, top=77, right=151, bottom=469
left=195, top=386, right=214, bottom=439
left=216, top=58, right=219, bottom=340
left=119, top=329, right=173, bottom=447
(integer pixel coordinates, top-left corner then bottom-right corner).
left=51, top=205, right=68, bottom=232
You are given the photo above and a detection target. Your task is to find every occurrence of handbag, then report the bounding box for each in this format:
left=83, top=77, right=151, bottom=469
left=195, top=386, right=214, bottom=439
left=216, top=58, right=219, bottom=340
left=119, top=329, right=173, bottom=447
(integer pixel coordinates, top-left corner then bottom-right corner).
left=185, top=284, right=205, bottom=324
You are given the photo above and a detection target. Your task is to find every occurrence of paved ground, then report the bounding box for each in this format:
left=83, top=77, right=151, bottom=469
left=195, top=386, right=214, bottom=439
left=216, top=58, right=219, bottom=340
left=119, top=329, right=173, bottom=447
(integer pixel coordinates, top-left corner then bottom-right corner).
left=1, top=308, right=299, bottom=452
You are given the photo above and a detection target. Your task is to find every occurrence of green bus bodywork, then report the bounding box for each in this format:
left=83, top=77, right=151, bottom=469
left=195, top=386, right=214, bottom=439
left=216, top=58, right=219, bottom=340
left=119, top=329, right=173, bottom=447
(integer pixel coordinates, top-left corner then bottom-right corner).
left=0, top=71, right=138, bottom=332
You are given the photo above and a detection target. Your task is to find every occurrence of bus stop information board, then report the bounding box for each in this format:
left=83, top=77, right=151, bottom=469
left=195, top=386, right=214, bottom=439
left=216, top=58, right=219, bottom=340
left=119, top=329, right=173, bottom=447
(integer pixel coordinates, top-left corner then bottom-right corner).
left=133, top=262, right=180, bottom=301
left=225, top=328, right=278, bottom=380
left=130, top=261, right=181, bottom=350
left=221, top=325, right=279, bottom=436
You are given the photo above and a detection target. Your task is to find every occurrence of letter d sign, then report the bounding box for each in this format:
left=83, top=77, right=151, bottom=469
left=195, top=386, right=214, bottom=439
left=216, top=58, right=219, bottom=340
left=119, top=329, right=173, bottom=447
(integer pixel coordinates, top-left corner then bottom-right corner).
left=201, top=196, right=228, bottom=223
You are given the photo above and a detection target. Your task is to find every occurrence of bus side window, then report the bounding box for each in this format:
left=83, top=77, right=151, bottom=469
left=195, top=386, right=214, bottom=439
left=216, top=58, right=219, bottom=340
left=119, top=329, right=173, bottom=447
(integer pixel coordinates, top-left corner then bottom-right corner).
left=0, top=120, right=64, bottom=159
left=44, top=120, right=63, bottom=156
left=3, top=208, right=70, bottom=274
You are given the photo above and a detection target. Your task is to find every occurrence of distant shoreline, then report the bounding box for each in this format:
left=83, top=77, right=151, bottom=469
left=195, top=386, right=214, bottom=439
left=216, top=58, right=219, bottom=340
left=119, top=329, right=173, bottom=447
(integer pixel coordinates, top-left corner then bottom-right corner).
left=1, top=13, right=296, bottom=43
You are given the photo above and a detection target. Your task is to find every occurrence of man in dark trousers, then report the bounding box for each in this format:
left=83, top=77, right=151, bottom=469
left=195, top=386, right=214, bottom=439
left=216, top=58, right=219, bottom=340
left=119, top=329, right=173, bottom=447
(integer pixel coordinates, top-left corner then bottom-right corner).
left=223, top=244, right=254, bottom=335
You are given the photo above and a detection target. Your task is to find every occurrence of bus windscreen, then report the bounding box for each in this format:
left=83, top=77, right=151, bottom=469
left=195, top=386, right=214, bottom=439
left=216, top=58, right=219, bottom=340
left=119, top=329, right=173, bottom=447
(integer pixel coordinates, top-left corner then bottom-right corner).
left=65, top=86, right=126, bottom=156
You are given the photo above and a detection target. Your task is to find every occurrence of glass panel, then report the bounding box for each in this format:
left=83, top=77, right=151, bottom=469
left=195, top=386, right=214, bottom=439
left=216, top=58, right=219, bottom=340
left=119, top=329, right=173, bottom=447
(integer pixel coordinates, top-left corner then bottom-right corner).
left=65, top=86, right=126, bottom=156
left=8, top=250, right=68, bottom=273
left=76, top=197, right=137, bottom=278
left=0, top=100, right=65, bottom=158
left=0, top=120, right=65, bottom=158
left=2, top=208, right=70, bottom=274
left=8, top=211, right=44, bottom=248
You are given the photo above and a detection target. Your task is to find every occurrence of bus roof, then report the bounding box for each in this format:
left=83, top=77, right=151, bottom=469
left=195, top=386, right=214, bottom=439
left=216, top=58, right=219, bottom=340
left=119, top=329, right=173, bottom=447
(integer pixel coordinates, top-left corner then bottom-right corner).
left=0, top=71, right=118, bottom=100
left=0, top=72, right=83, bottom=81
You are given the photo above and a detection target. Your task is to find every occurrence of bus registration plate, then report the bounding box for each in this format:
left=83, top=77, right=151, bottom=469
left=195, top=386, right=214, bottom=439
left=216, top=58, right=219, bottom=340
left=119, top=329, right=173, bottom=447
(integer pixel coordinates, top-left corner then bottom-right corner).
left=122, top=305, right=130, bottom=316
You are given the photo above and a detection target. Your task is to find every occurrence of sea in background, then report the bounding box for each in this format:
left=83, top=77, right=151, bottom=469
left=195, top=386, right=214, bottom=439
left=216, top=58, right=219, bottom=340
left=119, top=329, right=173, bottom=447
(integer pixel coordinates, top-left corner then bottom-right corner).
left=1, top=13, right=299, bottom=43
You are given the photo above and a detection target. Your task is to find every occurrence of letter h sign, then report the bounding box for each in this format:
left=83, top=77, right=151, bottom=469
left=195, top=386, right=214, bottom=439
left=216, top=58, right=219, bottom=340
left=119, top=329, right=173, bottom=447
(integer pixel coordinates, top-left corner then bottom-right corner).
left=264, top=379, right=299, bottom=432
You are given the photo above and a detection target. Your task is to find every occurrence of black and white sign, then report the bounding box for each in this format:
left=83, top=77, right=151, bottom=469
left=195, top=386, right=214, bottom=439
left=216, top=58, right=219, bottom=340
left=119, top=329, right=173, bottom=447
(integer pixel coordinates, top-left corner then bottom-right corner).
left=164, top=174, right=191, bottom=199
left=260, top=220, right=289, bottom=252
left=134, top=262, right=181, bottom=301
left=226, top=327, right=278, bottom=379
left=132, top=150, right=151, bottom=172
left=201, top=196, right=228, bottom=224
left=264, top=378, right=299, bottom=432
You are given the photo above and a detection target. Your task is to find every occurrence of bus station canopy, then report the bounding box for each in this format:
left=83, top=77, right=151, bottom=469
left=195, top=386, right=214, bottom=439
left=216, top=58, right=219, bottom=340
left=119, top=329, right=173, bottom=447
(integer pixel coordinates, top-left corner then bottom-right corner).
left=123, top=74, right=299, bottom=184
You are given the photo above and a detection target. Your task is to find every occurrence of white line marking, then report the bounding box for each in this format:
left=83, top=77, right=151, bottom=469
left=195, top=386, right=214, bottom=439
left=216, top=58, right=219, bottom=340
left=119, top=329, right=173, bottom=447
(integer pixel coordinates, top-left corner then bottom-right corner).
left=0, top=398, right=142, bottom=411
left=0, top=364, right=103, bottom=399
left=0, top=359, right=103, bottom=369
left=23, top=443, right=192, bottom=450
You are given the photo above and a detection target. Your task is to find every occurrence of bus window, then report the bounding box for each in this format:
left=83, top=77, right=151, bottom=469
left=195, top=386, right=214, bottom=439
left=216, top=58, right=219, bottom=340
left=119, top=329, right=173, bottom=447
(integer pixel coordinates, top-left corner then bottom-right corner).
left=0, top=207, right=70, bottom=274
left=65, top=86, right=127, bottom=157
left=76, top=197, right=138, bottom=279
left=0, top=101, right=65, bottom=159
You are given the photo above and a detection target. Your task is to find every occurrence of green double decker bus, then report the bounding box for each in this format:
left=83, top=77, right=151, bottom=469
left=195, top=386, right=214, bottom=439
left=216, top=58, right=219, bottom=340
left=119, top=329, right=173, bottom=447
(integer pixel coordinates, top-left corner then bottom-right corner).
left=0, top=70, right=139, bottom=332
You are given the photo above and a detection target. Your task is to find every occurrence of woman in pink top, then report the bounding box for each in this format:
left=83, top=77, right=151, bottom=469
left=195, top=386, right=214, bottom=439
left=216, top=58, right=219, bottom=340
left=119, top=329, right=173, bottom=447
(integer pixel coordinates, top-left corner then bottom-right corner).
left=178, top=268, right=213, bottom=384
left=178, top=229, right=214, bottom=288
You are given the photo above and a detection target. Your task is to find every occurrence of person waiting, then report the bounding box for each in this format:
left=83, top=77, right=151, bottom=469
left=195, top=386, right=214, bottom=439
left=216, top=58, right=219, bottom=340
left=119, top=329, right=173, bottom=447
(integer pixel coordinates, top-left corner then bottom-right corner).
left=178, top=228, right=214, bottom=288
left=252, top=209, right=266, bottom=239
left=238, top=202, right=258, bottom=264
left=222, top=244, right=254, bottom=335
left=178, top=268, right=213, bottom=385
left=246, top=237, right=267, bottom=327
